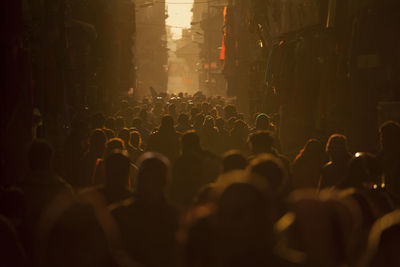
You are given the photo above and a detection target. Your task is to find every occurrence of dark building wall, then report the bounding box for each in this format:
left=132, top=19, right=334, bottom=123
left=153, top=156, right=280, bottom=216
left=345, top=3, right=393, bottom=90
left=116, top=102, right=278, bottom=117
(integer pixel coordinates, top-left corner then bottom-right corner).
left=223, top=0, right=400, bottom=154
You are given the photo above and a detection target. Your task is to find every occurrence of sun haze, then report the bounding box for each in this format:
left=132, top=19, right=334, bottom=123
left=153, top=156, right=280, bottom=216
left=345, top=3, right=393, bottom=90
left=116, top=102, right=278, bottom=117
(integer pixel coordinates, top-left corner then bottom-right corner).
left=166, top=0, right=194, bottom=39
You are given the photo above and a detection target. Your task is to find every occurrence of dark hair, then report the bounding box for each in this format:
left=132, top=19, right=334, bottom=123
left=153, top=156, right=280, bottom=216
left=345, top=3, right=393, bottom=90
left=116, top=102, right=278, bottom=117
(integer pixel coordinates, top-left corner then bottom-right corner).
left=136, top=153, right=169, bottom=196
left=104, top=151, right=130, bottom=188
left=248, top=131, right=274, bottom=154
left=181, top=130, right=201, bottom=153
left=160, top=115, right=174, bottom=132
left=223, top=150, right=247, bottom=173
left=118, top=128, right=130, bottom=145
left=104, top=138, right=125, bottom=157
left=130, top=130, right=142, bottom=149
left=248, top=154, right=286, bottom=191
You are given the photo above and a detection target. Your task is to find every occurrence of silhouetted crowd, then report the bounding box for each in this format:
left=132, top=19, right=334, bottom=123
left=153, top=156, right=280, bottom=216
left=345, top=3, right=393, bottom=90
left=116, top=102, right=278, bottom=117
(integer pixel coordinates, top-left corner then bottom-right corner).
left=1, top=91, right=400, bottom=267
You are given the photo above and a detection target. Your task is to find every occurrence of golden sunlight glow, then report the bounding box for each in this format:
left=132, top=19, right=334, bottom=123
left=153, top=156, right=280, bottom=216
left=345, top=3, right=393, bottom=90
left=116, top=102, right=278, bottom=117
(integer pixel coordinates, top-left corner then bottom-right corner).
left=166, top=0, right=194, bottom=39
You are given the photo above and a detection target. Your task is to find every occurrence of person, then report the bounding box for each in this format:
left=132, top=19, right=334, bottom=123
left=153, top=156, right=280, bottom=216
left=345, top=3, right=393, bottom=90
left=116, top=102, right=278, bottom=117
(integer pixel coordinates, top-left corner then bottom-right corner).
left=98, top=151, right=134, bottom=205
left=253, top=113, right=270, bottom=131
left=291, top=139, right=327, bottom=189
left=337, top=153, right=394, bottom=227
left=320, top=134, right=352, bottom=189
left=169, top=131, right=220, bottom=208
left=229, top=120, right=249, bottom=152
left=92, top=138, right=125, bottom=185
left=248, top=131, right=290, bottom=179
left=79, top=129, right=107, bottom=187
left=18, top=139, right=73, bottom=261
left=185, top=183, right=280, bottom=267
left=223, top=150, right=248, bottom=173
left=248, top=153, right=287, bottom=196
left=111, top=153, right=178, bottom=267
left=361, top=209, right=400, bottom=267
left=132, top=117, right=150, bottom=145
left=215, top=117, right=230, bottom=154
left=377, top=121, right=400, bottom=200
left=147, top=115, right=180, bottom=162
left=175, top=113, right=192, bottom=134
left=202, top=116, right=219, bottom=154
left=129, top=130, right=144, bottom=163
left=118, top=128, right=136, bottom=162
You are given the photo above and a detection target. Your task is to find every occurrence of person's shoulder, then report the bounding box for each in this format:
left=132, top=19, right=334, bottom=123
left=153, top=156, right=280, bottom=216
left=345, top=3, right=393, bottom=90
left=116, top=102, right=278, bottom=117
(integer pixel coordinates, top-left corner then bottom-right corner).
left=109, top=197, right=135, bottom=219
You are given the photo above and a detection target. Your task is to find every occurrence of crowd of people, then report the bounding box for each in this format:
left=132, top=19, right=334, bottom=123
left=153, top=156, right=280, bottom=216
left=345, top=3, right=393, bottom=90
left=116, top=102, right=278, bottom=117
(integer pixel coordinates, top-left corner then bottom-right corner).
left=1, top=91, right=400, bottom=267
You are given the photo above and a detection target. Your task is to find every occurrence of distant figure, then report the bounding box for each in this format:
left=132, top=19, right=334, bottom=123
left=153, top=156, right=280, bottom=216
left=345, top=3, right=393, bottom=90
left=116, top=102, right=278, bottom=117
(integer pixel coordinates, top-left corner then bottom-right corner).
left=377, top=121, right=400, bottom=199
left=291, top=139, right=327, bottom=189
left=132, top=117, right=150, bottom=145
left=215, top=117, right=230, bottom=154
left=169, top=131, right=220, bottom=208
left=129, top=130, right=144, bottom=163
left=202, top=116, right=219, bottom=154
left=176, top=113, right=192, bottom=134
left=147, top=115, right=180, bottom=162
left=229, top=120, right=249, bottom=152
left=118, top=128, right=136, bottom=162
left=112, top=153, right=178, bottom=267
left=79, top=129, right=107, bottom=187
left=320, top=134, right=352, bottom=188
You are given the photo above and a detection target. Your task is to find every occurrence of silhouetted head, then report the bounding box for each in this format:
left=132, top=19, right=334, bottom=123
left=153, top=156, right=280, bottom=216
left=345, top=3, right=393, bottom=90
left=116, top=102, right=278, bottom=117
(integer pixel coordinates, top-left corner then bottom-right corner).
left=129, top=130, right=141, bottom=149
left=248, top=131, right=274, bottom=154
left=364, top=210, right=400, bottom=267
left=190, top=107, right=200, bottom=119
left=194, top=113, right=204, bottom=128
left=224, top=104, right=237, bottom=119
left=219, top=183, right=265, bottom=218
left=248, top=154, right=286, bottom=192
left=255, top=113, right=270, bottom=131
left=326, top=134, right=350, bottom=162
left=215, top=117, right=225, bottom=130
left=89, top=129, right=106, bottom=155
left=203, top=116, right=215, bottom=129
left=379, top=121, right=400, bottom=153
left=181, top=130, right=201, bottom=154
left=223, top=150, right=247, bottom=173
left=103, top=128, right=115, bottom=140
left=118, top=128, right=130, bottom=146
left=104, top=138, right=125, bottom=158
left=177, top=113, right=189, bottom=125
left=104, top=151, right=130, bottom=189
left=160, top=115, right=174, bottom=132
left=136, top=153, right=170, bottom=200
left=340, top=152, right=382, bottom=189
left=295, top=139, right=326, bottom=163
left=28, top=139, right=54, bottom=171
